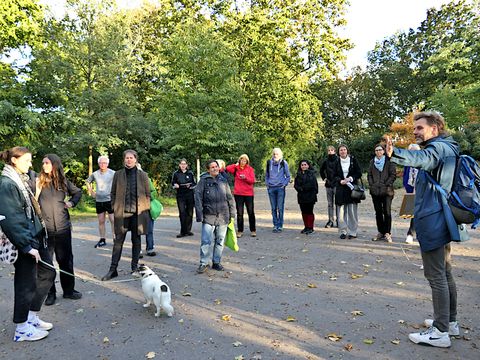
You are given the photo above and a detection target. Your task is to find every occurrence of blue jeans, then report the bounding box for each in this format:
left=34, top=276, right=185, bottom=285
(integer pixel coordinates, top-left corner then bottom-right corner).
left=146, top=217, right=155, bottom=251
left=200, top=223, right=227, bottom=265
left=267, top=187, right=286, bottom=229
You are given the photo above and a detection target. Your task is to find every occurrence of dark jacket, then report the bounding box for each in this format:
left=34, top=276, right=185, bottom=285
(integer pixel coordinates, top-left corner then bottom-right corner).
left=171, top=169, right=196, bottom=198
left=367, top=158, right=396, bottom=197
left=195, top=173, right=235, bottom=226
left=0, top=176, right=45, bottom=253
left=333, top=156, right=362, bottom=205
left=320, top=154, right=338, bottom=188
left=38, top=180, right=82, bottom=234
left=294, top=169, right=318, bottom=204
left=111, top=167, right=150, bottom=235
left=391, top=135, right=460, bottom=251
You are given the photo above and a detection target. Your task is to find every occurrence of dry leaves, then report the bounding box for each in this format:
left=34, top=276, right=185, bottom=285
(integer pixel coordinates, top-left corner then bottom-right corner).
left=145, top=352, right=156, bottom=359
left=307, top=283, right=317, bottom=288
left=182, top=292, right=192, bottom=296
left=350, top=273, right=364, bottom=279
left=232, top=341, right=242, bottom=347
left=326, top=333, right=342, bottom=342
left=395, top=282, right=405, bottom=286
left=285, top=316, right=297, bottom=322
left=344, top=343, right=353, bottom=351
left=214, top=299, right=222, bottom=305
left=351, top=310, right=364, bottom=316
left=221, top=314, right=231, bottom=321
left=234, top=356, right=244, bottom=360
left=103, top=337, right=109, bottom=344
left=363, top=339, right=374, bottom=345
left=391, top=339, right=400, bottom=345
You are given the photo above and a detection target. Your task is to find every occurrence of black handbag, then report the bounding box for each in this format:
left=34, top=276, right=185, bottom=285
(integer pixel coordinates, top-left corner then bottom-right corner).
left=351, top=178, right=366, bottom=201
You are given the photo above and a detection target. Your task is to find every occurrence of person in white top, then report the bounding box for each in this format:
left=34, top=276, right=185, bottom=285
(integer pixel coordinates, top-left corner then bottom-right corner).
left=86, top=156, right=115, bottom=248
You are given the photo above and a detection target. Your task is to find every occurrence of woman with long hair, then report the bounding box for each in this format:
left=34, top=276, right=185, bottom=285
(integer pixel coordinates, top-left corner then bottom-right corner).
left=0, top=147, right=55, bottom=342
left=294, top=160, right=318, bottom=234
left=37, top=154, right=82, bottom=305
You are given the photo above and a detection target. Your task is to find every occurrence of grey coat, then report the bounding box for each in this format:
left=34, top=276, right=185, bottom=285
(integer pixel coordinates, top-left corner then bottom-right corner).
left=195, top=174, right=235, bottom=226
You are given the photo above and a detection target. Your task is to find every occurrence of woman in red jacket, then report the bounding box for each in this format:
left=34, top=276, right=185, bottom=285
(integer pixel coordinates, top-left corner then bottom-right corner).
left=226, top=154, right=256, bottom=237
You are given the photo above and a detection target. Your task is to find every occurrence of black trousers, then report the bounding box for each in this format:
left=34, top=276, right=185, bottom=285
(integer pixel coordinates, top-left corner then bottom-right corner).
left=47, top=230, right=75, bottom=295
left=299, top=202, right=315, bottom=215
left=234, top=195, right=256, bottom=232
left=13, top=245, right=55, bottom=323
left=110, top=213, right=141, bottom=271
left=371, top=194, right=393, bottom=234
left=177, top=194, right=194, bottom=235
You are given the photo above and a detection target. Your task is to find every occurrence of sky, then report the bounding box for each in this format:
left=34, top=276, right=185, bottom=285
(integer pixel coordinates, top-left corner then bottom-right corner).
left=38, top=0, right=454, bottom=71
left=342, top=0, right=453, bottom=69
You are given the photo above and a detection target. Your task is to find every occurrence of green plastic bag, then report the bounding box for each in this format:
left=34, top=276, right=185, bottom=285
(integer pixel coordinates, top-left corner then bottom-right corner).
left=150, top=198, right=163, bottom=220
left=224, top=219, right=239, bottom=252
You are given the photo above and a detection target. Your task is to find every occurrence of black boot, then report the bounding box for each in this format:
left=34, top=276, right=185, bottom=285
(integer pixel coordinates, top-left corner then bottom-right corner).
left=101, top=269, right=118, bottom=281
left=45, top=293, right=56, bottom=306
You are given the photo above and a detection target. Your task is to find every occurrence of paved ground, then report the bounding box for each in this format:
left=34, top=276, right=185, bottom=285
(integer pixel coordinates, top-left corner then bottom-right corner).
left=1, top=185, right=479, bottom=360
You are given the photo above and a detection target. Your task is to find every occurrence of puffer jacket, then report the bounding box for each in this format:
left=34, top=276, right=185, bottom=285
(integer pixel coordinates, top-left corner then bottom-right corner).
left=320, top=154, right=338, bottom=188
left=391, top=135, right=460, bottom=251
left=194, top=173, right=235, bottom=226
left=38, top=180, right=82, bottom=234
left=294, top=169, right=318, bottom=204
left=367, top=158, right=396, bottom=197
left=0, top=176, right=45, bottom=253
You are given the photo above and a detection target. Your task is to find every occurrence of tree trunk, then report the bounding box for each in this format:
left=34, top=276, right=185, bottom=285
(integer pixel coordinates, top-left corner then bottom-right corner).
left=88, top=145, right=93, bottom=176
left=196, top=153, right=201, bottom=181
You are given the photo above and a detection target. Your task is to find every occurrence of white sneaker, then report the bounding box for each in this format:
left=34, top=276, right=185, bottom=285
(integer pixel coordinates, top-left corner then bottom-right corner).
left=424, top=319, right=460, bottom=336
left=405, top=235, right=414, bottom=244
left=13, top=324, right=49, bottom=342
left=28, top=316, right=53, bottom=331
left=408, top=326, right=451, bottom=348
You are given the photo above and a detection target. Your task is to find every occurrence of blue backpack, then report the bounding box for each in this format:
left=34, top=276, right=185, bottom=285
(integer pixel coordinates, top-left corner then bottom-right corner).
left=427, top=155, right=480, bottom=229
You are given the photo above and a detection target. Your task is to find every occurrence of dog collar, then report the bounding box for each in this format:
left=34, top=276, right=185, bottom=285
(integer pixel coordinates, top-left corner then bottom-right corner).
left=143, top=273, right=154, bottom=278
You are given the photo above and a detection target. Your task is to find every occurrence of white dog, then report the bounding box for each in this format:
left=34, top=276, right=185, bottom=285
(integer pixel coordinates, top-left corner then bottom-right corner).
left=138, top=264, right=174, bottom=317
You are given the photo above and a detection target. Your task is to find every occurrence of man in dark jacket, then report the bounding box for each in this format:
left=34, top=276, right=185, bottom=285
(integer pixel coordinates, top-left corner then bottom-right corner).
left=194, top=160, right=235, bottom=274
left=101, top=150, right=150, bottom=281
left=386, top=111, right=461, bottom=348
left=320, top=145, right=339, bottom=228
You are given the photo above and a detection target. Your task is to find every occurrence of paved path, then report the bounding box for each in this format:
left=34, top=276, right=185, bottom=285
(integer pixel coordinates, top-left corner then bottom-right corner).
left=1, top=185, right=479, bottom=360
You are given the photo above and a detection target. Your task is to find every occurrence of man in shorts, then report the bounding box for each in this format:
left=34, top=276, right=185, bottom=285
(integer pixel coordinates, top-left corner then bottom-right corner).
left=86, top=155, right=115, bottom=248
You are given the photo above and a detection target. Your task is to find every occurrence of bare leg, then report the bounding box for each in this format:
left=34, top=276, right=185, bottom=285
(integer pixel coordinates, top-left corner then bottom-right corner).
left=108, top=213, right=115, bottom=240
left=98, top=212, right=106, bottom=239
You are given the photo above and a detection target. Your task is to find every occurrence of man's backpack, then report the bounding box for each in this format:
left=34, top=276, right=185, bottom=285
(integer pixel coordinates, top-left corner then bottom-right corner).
left=427, top=155, right=480, bottom=229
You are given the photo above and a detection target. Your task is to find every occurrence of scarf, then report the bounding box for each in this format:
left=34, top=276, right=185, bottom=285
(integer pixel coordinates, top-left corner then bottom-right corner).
left=374, top=156, right=386, bottom=172
left=1, top=164, right=43, bottom=222
left=340, top=156, right=350, bottom=178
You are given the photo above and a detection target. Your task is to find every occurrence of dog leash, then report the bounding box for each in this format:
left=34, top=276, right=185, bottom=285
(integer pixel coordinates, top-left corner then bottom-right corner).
left=38, top=259, right=139, bottom=284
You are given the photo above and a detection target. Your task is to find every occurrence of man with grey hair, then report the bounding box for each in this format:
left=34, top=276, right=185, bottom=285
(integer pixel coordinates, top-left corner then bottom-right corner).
left=86, top=155, right=115, bottom=248
left=386, top=111, right=461, bottom=348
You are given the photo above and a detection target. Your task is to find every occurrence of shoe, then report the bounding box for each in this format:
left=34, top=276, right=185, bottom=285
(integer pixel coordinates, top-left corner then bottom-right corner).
left=335, top=221, right=339, bottom=228
left=372, top=233, right=384, bottom=241
left=101, top=269, right=118, bottom=281
left=277, top=228, right=283, bottom=232
left=347, top=235, right=357, bottom=239
left=186, top=232, right=194, bottom=236
left=13, top=325, right=49, bottom=342
left=250, top=231, right=257, bottom=237
left=237, top=231, right=243, bottom=238
left=405, top=235, right=414, bottom=244
left=28, top=316, right=53, bottom=331
left=300, top=228, right=307, bottom=234
left=176, top=233, right=186, bottom=238
left=63, top=290, right=82, bottom=300
left=212, top=263, right=224, bottom=271
left=408, top=326, right=451, bottom=348
left=306, top=229, right=314, bottom=234
left=324, top=221, right=334, bottom=228
left=197, top=264, right=208, bottom=274
left=94, top=238, right=107, bottom=248
left=424, top=319, right=460, bottom=336
left=131, top=270, right=141, bottom=278
left=272, top=228, right=279, bottom=233
left=139, top=250, right=143, bottom=259
left=340, top=233, right=347, bottom=239
left=384, top=233, right=393, bottom=243
left=146, top=250, right=156, bottom=256
left=44, top=293, right=56, bottom=306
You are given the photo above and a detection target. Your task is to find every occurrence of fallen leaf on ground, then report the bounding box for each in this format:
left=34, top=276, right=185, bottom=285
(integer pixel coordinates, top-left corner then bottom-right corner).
left=395, top=282, right=405, bottom=286
left=344, top=343, right=353, bottom=351
left=302, top=249, right=309, bottom=253
left=214, top=299, right=222, bottom=305
left=182, top=292, right=192, bottom=296
left=145, top=352, right=156, bottom=359
left=391, top=339, right=400, bottom=345
left=326, top=333, right=342, bottom=341
left=178, top=319, right=184, bottom=323
left=103, top=336, right=109, bottom=343
left=307, top=283, right=317, bottom=288
left=234, top=356, right=244, bottom=360
left=221, top=314, right=231, bottom=321
left=351, top=310, right=364, bottom=316
left=376, top=259, right=383, bottom=263
left=398, top=319, right=405, bottom=324
left=232, top=341, right=242, bottom=347
left=76, top=308, right=84, bottom=313
left=285, top=316, right=296, bottom=322
left=363, top=339, right=374, bottom=345
left=350, top=273, right=364, bottom=279
left=329, top=275, right=337, bottom=281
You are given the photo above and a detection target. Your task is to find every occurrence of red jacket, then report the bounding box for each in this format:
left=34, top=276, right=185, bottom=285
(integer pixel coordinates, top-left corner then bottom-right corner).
left=225, top=164, right=255, bottom=196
